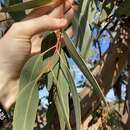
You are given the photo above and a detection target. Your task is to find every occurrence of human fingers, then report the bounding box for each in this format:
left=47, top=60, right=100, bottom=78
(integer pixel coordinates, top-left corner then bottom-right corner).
left=48, top=0, right=74, bottom=18
left=11, top=16, right=67, bottom=37
left=24, top=0, right=74, bottom=20
left=30, top=4, right=76, bottom=54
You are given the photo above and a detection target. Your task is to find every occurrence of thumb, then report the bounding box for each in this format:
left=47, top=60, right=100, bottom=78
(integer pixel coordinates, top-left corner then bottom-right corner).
left=13, top=16, right=67, bottom=37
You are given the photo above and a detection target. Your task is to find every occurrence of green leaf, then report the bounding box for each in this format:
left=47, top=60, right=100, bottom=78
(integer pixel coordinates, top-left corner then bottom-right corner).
left=53, top=52, right=70, bottom=118
left=51, top=69, right=72, bottom=130
left=20, top=54, right=59, bottom=91
left=77, top=0, right=96, bottom=59
left=45, top=50, right=71, bottom=130
left=54, top=93, right=66, bottom=130
left=19, top=54, right=47, bottom=90
left=46, top=52, right=70, bottom=129
left=19, top=55, right=42, bottom=89
left=13, top=80, right=39, bottom=130
left=60, top=50, right=81, bottom=130
left=47, top=72, right=53, bottom=91
left=63, top=32, right=107, bottom=104
left=80, top=22, right=92, bottom=59
left=0, top=0, right=52, bottom=12
left=58, top=69, right=70, bottom=117
left=46, top=53, right=60, bottom=91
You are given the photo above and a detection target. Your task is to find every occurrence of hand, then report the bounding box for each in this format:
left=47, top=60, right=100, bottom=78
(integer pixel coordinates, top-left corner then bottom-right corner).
left=0, top=0, right=76, bottom=109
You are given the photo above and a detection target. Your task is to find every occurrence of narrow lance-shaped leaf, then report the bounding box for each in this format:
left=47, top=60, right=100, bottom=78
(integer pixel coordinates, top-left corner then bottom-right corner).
left=77, top=0, right=96, bottom=59
left=13, top=80, right=39, bottom=130
left=58, top=69, right=70, bottom=118
left=20, top=54, right=59, bottom=91
left=54, top=51, right=70, bottom=118
left=51, top=69, right=72, bottom=130
left=63, top=32, right=107, bottom=104
left=54, top=91, right=66, bottom=130
left=20, top=55, right=46, bottom=89
left=48, top=58, right=70, bottom=129
left=47, top=53, right=60, bottom=91
left=15, top=54, right=59, bottom=130
left=46, top=51, right=70, bottom=130
left=60, top=49, right=81, bottom=130
left=47, top=72, right=53, bottom=91
left=0, top=0, right=52, bottom=12
left=19, top=32, right=58, bottom=90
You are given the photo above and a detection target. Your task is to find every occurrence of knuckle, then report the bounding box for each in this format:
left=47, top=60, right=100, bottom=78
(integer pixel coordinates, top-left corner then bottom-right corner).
left=11, top=22, right=19, bottom=30
left=11, top=22, right=22, bottom=34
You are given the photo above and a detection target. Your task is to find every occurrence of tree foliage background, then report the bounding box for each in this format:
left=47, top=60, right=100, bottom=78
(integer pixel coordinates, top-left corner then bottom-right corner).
left=0, top=0, right=130, bottom=130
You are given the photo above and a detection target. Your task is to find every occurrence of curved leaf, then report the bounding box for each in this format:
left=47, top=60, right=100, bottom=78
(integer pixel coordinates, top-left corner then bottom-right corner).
left=77, top=0, right=96, bottom=59
left=51, top=69, right=72, bottom=130
left=60, top=50, right=81, bottom=130
left=13, top=80, right=39, bottom=130
left=54, top=93, right=66, bottom=130
left=63, top=32, right=107, bottom=104
left=20, top=55, right=47, bottom=90
left=20, top=54, right=59, bottom=91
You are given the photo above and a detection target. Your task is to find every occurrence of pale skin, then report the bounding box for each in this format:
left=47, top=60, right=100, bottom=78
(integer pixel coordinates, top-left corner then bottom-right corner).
left=0, top=0, right=76, bottom=110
